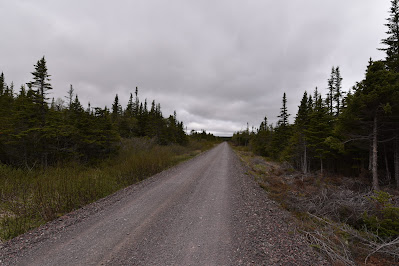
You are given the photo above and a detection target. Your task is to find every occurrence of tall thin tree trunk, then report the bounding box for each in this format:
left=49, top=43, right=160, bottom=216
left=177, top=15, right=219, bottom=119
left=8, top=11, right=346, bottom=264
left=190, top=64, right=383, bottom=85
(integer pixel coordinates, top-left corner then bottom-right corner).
left=320, top=157, right=323, bottom=178
left=395, top=137, right=399, bottom=189
left=384, top=144, right=391, bottom=183
left=24, top=145, right=28, bottom=169
left=369, top=142, right=373, bottom=171
left=303, top=142, right=307, bottom=174
left=372, top=115, right=379, bottom=191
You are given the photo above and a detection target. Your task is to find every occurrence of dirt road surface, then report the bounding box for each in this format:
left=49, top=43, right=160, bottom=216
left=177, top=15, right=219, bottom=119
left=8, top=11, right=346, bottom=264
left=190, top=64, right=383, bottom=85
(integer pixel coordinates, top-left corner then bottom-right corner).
left=0, top=142, right=328, bottom=265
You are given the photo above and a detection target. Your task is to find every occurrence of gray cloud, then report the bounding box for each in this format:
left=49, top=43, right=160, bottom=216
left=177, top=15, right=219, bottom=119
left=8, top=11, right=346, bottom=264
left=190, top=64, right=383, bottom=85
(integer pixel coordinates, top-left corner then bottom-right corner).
left=0, top=0, right=390, bottom=136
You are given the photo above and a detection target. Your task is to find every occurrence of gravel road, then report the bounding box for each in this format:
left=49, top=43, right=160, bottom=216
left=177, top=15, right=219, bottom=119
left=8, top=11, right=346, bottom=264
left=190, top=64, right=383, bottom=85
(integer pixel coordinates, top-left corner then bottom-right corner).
left=0, top=142, right=329, bottom=265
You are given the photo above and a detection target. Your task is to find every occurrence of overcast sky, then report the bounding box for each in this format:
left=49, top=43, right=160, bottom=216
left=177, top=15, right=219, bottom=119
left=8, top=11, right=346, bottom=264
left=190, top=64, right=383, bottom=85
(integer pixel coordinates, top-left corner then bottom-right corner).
left=0, top=0, right=391, bottom=136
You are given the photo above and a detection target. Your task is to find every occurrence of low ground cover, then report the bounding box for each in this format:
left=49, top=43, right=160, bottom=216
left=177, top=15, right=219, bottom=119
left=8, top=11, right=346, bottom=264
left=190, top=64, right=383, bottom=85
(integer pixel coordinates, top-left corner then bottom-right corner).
left=233, top=145, right=399, bottom=265
left=0, top=138, right=215, bottom=241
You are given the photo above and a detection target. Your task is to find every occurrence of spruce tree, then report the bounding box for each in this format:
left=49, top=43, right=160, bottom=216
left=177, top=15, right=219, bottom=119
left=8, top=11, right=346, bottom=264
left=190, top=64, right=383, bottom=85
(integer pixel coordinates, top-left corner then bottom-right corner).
left=27, top=56, right=52, bottom=112
left=126, top=92, right=134, bottom=117
left=112, top=94, right=122, bottom=119
left=26, top=56, right=53, bottom=166
left=333, top=66, right=343, bottom=116
left=380, top=0, right=399, bottom=72
left=294, top=91, right=311, bottom=173
left=252, top=116, right=271, bottom=157
left=0, top=72, right=5, bottom=95
left=7, top=82, right=14, bottom=97
left=339, top=60, right=399, bottom=190
left=306, top=93, right=332, bottom=176
left=134, top=87, right=139, bottom=116
left=66, top=84, right=74, bottom=109
left=277, top=92, right=290, bottom=127
left=380, top=1, right=399, bottom=188
left=271, top=93, right=292, bottom=160
left=327, top=67, right=335, bottom=115
left=70, top=95, right=84, bottom=113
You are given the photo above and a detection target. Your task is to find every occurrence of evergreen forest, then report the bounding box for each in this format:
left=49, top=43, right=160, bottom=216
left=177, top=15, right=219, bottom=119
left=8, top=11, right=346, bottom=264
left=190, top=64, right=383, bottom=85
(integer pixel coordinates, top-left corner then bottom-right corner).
left=233, top=4, right=399, bottom=192
left=1, top=1, right=399, bottom=263
left=0, top=57, right=188, bottom=168
left=0, top=56, right=216, bottom=241
left=231, top=3, right=399, bottom=262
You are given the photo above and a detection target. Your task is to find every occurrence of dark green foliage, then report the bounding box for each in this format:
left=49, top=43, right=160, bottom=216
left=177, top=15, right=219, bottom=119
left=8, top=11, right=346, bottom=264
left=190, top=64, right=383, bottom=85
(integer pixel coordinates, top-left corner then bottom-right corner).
left=288, top=92, right=312, bottom=172
left=333, top=67, right=343, bottom=116
left=271, top=93, right=292, bottom=160
left=306, top=92, right=333, bottom=174
left=327, top=66, right=343, bottom=117
left=190, top=130, right=217, bottom=142
left=26, top=56, right=52, bottom=121
left=250, top=117, right=272, bottom=157
left=231, top=3, right=399, bottom=248
left=327, top=67, right=335, bottom=116
left=235, top=61, right=398, bottom=182
left=0, top=72, right=5, bottom=95
left=232, top=128, right=252, bottom=147
left=234, top=0, right=399, bottom=181
left=277, top=92, right=290, bottom=127
left=380, top=0, right=399, bottom=72
left=336, top=60, right=399, bottom=189
left=0, top=57, right=187, bottom=168
left=112, top=94, right=122, bottom=119
left=362, top=191, right=399, bottom=238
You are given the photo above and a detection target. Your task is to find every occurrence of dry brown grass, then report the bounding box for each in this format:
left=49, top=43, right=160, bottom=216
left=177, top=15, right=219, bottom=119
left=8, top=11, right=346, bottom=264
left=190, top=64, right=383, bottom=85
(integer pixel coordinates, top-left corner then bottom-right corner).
left=232, top=146, right=399, bottom=266
left=0, top=138, right=215, bottom=241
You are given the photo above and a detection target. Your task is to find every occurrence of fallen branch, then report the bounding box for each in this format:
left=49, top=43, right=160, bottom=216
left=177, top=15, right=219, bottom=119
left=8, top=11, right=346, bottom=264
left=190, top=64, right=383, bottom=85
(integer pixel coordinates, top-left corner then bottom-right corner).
left=364, top=236, right=399, bottom=264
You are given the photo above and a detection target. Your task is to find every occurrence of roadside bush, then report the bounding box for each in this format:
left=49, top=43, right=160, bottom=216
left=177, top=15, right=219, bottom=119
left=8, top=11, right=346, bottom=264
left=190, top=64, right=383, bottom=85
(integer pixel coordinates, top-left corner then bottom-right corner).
left=0, top=138, right=211, bottom=240
left=362, top=190, right=399, bottom=239
left=232, top=146, right=399, bottom=264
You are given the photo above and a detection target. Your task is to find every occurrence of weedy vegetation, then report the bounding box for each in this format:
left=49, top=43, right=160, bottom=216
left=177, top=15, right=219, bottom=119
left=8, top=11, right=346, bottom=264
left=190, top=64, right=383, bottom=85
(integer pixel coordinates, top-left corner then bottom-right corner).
left=0, top=138, right=215, bottom=241
left=233, top=146, right=399, bottom=265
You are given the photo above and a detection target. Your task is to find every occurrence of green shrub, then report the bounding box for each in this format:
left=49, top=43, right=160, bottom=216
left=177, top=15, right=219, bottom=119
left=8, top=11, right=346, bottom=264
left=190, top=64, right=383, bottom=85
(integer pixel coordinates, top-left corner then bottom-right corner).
left=362, top=190, right=399, bottom=239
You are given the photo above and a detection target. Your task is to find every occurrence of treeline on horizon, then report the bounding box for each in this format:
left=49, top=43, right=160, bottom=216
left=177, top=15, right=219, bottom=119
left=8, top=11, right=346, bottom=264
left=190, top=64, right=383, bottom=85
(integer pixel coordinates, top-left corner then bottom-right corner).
left=233, top=2, right=399, bottom=191
left=0, top=57, right=189, bottom=168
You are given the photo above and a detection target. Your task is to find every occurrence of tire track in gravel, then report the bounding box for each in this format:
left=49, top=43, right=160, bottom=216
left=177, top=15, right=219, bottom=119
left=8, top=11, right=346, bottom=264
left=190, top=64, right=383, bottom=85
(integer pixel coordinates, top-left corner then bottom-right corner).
left=0, top=142, right=329, bottom=265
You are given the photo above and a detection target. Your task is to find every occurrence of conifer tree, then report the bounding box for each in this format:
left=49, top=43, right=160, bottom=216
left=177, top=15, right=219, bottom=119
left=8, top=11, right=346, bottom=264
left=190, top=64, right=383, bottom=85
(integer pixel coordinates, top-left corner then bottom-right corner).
left=25, top=57, right=53, bottom=166
left=380, top=0, right=399, bottom=188
left=0, top=72, right=5, bottom=95
left=71, top=95, right=84, bottom=113
left=333, top=66, right=343, bottom=116
left=306, top=92, right=332, bottom=176
left=156, top=103, right=162, bottom=117
left=66, top=84, right=74, bottom=109
left=277, top=92, right=290, bottom=127
left=259, top=117, right=268, bottom=131
left=126, top=92, right=134, bottom=117
left=112, top=94, right=122, bottom=119
left=27, top=56, right=52, bottom=114
left=313, top=87, right=319, bottom=107
left=134, top=87, right=139, bottom=116
left=294, top=91, right=312, bottom=173
left=327, top=67, right=335, bottom=115
left=380, top=0, right=399, bottom=72
left=7, top=82, right=14, bottom=97
left=340, top=60, right=399, bottom=190
left=271, top=93, right=292, bottom=160
left=251, top=116, right=272, bottom=156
